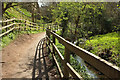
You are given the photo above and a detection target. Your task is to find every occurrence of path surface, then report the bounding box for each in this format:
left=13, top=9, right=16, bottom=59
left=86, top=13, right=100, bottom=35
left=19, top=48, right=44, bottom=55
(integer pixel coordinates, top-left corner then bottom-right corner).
left=2, top=32, right=47, bottom=78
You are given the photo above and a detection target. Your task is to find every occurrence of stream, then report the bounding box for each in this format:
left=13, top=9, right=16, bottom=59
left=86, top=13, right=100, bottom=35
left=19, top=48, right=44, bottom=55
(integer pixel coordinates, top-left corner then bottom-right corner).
left=75, top=56, right=98, bottom=78
left=73, top=39, right=105, bottom=78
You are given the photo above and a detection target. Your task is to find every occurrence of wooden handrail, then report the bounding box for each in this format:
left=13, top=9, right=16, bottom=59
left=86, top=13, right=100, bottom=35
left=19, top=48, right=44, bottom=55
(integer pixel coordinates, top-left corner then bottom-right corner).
left=0, top=18, right=15, bottom=23
left=1, top=23, right=39, bottom=30
left=46, top=29, right=120, bottom=79
left=0, top=27, right=15, bottom=37
left=46, top=35, right=83, bottom=79
left=1, top=23, right=15, bottom=30
left=52, top=53, right=64, bottom=78
left=0, top=18, right=42, bottom=37
left=0, top=18, right=38, bottom=25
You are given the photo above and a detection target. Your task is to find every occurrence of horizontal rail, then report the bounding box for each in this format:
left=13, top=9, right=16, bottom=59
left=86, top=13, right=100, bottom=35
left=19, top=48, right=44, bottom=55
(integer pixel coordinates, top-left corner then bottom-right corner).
left=46, top=36, right=82, bottom=79
left=15, top=27, right=42, bottom=30
left=46, top=36, right=64, bottom=60
left=0, top=18, right=37, bottom=25
left=47, top=30, right=120, bottom=78
left=52, top=54, right=64, bottom=78
left=0, top=27, right=14, bottom=37
left=16, top=19, right=37, bottom=25
left=66, top=63, right=83, bottom=79
left=1, top=23, right=15, bottom=30
left=1, top=23, right=38, bottom=30
left=0, top=18, right=15, bottom=23
left=15, top=23, right=39, bottom=27
left=0, top=18, right=39, bottom=37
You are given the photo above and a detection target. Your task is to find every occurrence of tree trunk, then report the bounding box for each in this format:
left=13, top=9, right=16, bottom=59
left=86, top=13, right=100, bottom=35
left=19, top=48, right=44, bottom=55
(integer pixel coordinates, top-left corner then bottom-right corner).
left=32, top=3, right=35, bottom=22
left=32, top=12, right=34, bottom=22
left=75, top=15, right=80, bottom=40
left=61, top=10, right=68, bottom=37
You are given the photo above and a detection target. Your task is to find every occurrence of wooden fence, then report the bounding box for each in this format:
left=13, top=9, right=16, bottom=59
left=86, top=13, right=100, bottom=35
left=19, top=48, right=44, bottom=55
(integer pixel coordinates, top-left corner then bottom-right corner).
left=0, top=18, right=43, bottom=37
left=46, top=29, right=120, bottom=79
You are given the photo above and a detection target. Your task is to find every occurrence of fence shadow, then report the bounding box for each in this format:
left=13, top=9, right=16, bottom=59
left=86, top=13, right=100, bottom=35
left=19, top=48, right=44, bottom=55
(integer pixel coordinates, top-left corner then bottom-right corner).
left=32, top=38, right=59, bottom=80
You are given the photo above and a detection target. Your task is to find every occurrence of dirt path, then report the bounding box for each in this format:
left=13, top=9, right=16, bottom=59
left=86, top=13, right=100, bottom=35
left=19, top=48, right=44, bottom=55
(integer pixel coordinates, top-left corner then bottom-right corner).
left=2, top=32, right=46, bottom=78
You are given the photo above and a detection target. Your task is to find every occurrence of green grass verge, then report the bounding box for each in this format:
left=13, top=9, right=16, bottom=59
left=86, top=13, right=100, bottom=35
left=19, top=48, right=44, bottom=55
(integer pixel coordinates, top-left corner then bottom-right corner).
left=1, top=29, right=44, bottom=48
left=83, top=32, right=120, bottom=67
left=2, top=31, right=18, bottom=47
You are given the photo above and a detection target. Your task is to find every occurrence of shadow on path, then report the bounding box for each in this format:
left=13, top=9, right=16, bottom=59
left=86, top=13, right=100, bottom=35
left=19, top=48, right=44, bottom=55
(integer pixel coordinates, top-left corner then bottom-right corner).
left=32, top=38, right=59, bottom=80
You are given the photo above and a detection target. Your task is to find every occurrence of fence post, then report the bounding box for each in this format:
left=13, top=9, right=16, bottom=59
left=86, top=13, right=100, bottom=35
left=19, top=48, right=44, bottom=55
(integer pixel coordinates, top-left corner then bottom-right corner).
left=5, top=21, right=8, bottom=31
left=30, top=23, right=31, bottom=31
left=63, top=47, right=70, bottom=79
left=12, top=20, right=15, bottom=32
left=47, top=28, right=50, bottom=54
left=52, top=31, right=56, bottom=54
left=19, top=22, right=21, bottom=33
left=25, top=21, right=26, bottom=31
left=43, top=25, right=44, bottom=31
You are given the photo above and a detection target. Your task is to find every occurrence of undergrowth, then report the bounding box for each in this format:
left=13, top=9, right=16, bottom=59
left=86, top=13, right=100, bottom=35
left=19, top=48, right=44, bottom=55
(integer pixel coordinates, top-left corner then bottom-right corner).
left=2, top=4, right=45, bottom=48
left=54, top=38, right=92, bottom=79
left=1, top=29, right=44, bottom=48
left=83, top=32, right=120, bottom=67
left=3, top=6, right=31, bottom=21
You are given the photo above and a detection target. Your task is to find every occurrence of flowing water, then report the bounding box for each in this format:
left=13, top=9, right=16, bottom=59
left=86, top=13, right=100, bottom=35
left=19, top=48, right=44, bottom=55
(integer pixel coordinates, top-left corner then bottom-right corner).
left=73, top=39, right=106, bottom=78
left=75, top=56, right=98, bottom=78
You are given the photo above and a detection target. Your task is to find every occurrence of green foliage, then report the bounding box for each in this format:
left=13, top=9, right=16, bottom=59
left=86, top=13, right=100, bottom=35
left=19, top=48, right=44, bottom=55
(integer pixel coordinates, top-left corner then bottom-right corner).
left=84, top=32, right=120, bottom=67
left=2, top=29, right=44, bottom=48
left=50, top=2, right=119, bottom=41
left=56, top=30, right=61, bottom=35
left=55, top=34, right=92, bottom=79
left=2, top=31, right=17, bottom=47
left=56, top=39, right=65, bottom=56
left=2, top=3, right=45, bottom=47
left=14, top=6, right=31, bottom=17
left=3, top=6, right=31, bottom=21
left=70, top=55, right=92, bottom=79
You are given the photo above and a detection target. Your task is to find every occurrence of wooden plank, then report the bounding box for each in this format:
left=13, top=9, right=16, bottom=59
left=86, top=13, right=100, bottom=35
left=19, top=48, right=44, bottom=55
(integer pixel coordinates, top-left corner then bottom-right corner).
left=63, top=47, right=70, bottom=78
left=46, top=36, right=64, bottom=60
left=15, top=23, right=23, bottom=25
left=47, top=30, right=120, bottom=78
left=46, top=36, right=83, bottom=79
left=66, top=63, right=83, bottom=80
left=1, top=18, right=37, bottom=26
left=15, top=23, right=40, bottom=29
left=52, top=31, right=56, bottom=54
left=0, top=27, right=14, bottom=37
left=46, top=37, right=64, bottom=78
left=52, top=54, right=64, bottom=78
left=1, top=23, right=15, bottom=30
left=1, top=18, right=15, bottom=23
left=17, top=19, right=37, bottom=25
left=16, top=27, right=42, bottom=30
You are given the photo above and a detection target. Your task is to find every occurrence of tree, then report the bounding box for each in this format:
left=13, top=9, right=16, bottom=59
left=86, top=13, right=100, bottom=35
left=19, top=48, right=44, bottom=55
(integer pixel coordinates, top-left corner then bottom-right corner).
left=49, top=2, right=119, bottom=42
left=2, top=2, right=18, bottom=14
left=20, top=2, right=40, bottom=22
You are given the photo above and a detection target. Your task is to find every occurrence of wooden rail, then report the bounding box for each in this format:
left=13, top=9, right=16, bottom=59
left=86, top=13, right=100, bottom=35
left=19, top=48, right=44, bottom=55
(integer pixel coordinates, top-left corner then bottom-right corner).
left=0, top=18, right=43, bottom=37
left=46, top=29, right=120, bottom=79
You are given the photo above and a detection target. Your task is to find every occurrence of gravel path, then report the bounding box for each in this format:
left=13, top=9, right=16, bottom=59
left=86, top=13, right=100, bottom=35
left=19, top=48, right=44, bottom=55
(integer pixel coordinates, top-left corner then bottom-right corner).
left=2, top=32, right=46, bottom=78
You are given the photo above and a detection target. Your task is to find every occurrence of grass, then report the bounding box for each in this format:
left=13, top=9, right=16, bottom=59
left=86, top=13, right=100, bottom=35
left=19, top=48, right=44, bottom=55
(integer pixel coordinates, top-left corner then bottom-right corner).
left=15, top=6, right=31, bottom=17
left=2, top=31, right=18, bottom=47
left=54, top=31, right=92, bottom=79
left=1, top=29, right=44, bottom=48
left=83, top=32, right=120, bottom=67
left=3, top=6, right=31, bottom=21
left=2, top=4, right=46, bottom=47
